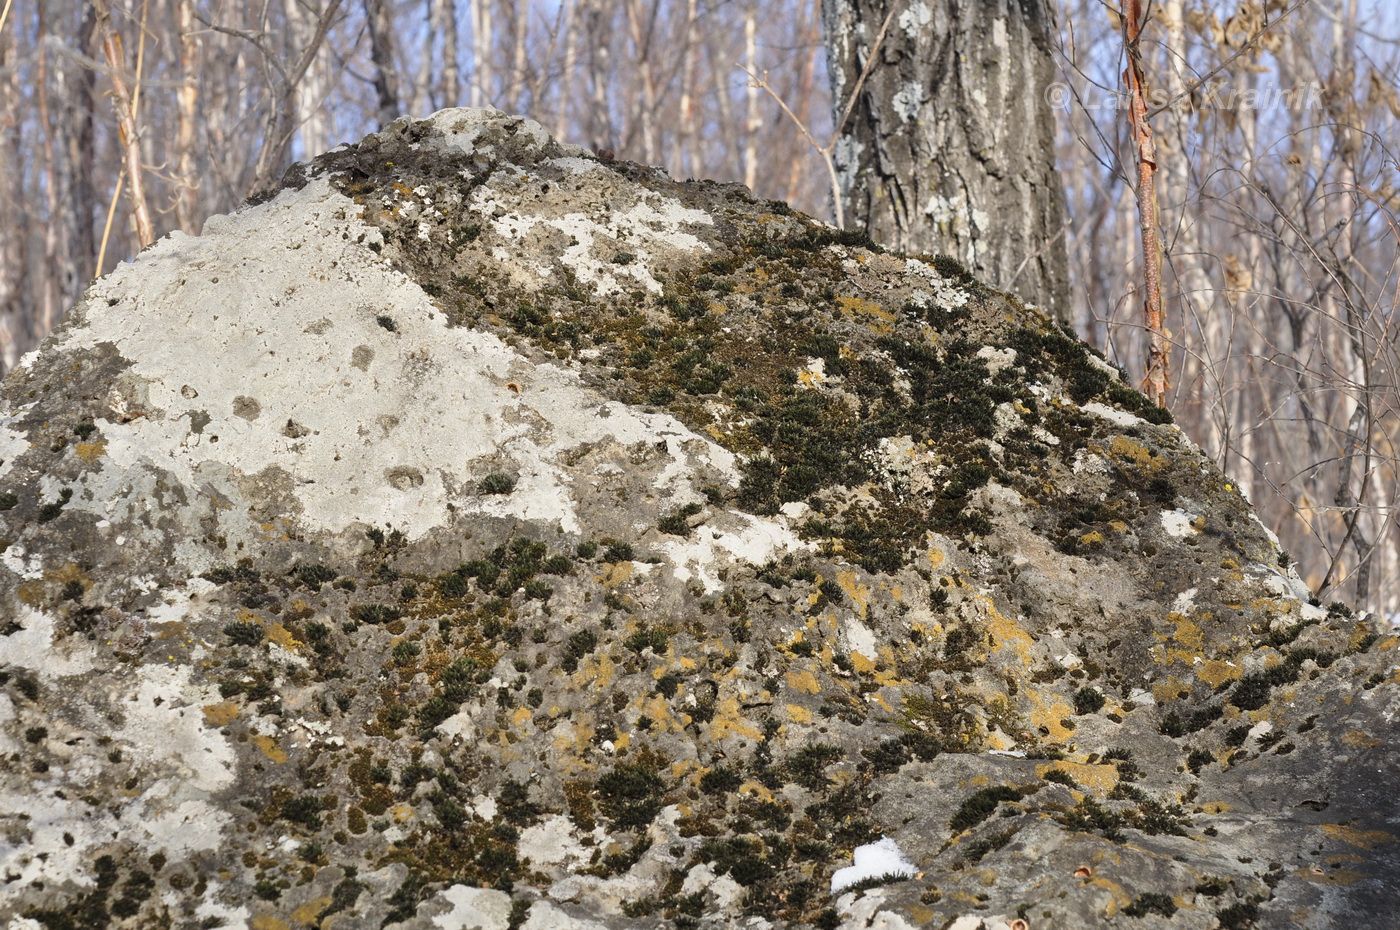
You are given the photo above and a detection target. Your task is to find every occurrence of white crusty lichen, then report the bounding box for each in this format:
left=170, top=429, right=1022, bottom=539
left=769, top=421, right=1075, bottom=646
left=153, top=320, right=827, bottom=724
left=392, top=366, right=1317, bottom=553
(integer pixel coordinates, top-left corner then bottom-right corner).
left=898, top=1, right=933, bottom=36
left=471, top=187, right=714, bottom=298
left=658, top=512, right=812, bottom=594
left=904, top=257, right=970, bottom=312
left=0, top=419, right=28, bottom=482
left=0, top=604, right=236, bottom=888
left=892, top=82, right=927, bottom=121
left=1080, top=401, right=1150, bottom=429
left=51, top=178, right=728, bottom=547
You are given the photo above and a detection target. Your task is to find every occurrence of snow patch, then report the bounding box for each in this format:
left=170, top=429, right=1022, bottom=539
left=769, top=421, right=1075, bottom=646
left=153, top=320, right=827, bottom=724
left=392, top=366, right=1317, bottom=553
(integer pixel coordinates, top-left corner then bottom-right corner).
left=830, top=836, right=917, bottom=894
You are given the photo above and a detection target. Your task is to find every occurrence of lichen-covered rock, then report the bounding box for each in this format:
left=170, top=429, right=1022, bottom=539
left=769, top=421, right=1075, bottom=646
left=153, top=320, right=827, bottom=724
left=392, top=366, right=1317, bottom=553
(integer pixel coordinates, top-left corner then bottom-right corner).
left=1, top=109, right=1397, bottom=929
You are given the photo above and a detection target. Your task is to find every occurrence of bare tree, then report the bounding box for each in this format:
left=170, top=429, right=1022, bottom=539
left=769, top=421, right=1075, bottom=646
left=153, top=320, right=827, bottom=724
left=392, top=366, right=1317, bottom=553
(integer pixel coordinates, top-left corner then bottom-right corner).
left=94, top=0, right=155, bottom=250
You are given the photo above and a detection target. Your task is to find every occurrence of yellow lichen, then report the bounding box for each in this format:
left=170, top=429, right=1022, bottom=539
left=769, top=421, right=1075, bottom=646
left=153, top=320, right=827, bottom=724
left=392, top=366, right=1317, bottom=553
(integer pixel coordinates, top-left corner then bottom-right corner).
left=251, top=735, right=288, bottom=764
left=785, top=703, right=814, bottom=724
left=202, top=702, right=240, bottom=727
left=74, top=440, right=107, bottom=464
left=836, top=570, right=871, bottom=617
left=1198, top=659, right=1241, bottom=688
left=707, top=696, right=764, bottom=741
left=1320, top=824, right=1393, bottom=849
left=1038, top=761, right=1119, bottom=794
left=291, top=897, right=332, bottom=926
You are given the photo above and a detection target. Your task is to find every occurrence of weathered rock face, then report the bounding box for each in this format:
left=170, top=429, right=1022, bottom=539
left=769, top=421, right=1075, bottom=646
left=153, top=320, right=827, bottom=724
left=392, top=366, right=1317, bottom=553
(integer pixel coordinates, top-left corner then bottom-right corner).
left=1, top=109, right=1397, bottom=930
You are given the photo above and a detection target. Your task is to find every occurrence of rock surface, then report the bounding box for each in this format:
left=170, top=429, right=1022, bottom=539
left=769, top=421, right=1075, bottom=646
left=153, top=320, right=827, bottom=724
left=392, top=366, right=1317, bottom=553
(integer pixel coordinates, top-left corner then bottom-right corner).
left=1, top=109, right=1397, bottom=929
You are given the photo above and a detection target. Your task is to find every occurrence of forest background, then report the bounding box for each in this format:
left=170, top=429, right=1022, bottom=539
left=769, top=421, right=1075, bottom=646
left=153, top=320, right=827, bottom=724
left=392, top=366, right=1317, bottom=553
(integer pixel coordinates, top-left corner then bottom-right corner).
left=1, top=0, right=1397, bottom=619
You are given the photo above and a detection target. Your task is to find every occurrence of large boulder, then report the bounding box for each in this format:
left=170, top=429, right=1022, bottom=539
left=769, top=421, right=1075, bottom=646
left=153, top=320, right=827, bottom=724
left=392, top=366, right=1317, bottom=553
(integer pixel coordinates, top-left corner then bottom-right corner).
left=1, top=109, right=1396, bottom=929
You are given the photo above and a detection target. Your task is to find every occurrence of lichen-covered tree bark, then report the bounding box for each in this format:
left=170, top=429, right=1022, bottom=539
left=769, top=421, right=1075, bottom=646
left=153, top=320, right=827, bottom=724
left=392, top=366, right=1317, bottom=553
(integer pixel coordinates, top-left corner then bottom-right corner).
left=822, top=0, right=1071, bottom=319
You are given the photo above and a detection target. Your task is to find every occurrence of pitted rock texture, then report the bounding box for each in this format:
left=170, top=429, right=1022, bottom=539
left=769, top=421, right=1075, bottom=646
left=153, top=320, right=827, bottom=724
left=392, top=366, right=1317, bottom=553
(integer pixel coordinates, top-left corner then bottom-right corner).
left=1, top=109, right=1398, bottom=930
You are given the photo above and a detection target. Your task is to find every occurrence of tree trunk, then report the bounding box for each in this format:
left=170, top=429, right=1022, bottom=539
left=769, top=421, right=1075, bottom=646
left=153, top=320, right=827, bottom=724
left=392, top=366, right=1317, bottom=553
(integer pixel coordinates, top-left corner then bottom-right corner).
left=468, top=0, right=492, bottom=107
left=0, top=8, right=26, bottom=371
left=742, top=4, right=758, bottom=191
left=365, top=0, right=401, bottom=126
left=174, top=0, right=201, bottom=231
left=440, top=0, right=461, bottom=106
left=821, top=0, right=1071, bottom=319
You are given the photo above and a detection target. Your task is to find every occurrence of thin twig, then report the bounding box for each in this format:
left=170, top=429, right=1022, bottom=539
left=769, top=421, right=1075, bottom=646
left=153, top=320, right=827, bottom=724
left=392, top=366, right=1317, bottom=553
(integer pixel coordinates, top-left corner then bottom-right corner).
left=739, top=1, right=904, bottom=229
left=833, top=1, right=903, bottom=138
left=96, top=166, right=128, bottom=278
left=1145, top=0, right=1313, bottom=120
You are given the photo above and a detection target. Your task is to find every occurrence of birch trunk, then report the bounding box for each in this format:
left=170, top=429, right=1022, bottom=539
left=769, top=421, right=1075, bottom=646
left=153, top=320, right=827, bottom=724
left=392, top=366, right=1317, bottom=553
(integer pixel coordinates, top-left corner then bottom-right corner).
left=174, top=0, right=201, bottom=230
left=742, top=4, right=758, bottom=191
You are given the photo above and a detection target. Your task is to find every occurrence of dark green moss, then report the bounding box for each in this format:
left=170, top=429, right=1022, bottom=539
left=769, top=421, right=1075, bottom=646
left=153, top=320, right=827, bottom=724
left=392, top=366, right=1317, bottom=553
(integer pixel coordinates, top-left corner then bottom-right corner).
left=602, top=540, right=635, bottom=562
left=1216, top=900, right=1260, bottom=928
left=699, top=765, right=742, bottom=795
left=35, top=487, right=72, bottom=523
left=1073, top=687, right=1105, bottom=715
left=479, top=473, right=517, bottom=495
left=1063, top=796, right=1127, bottom=841
left=785, top=744, right=842, bottom=791
left=223, top=622, right=265, bottom=646
left=949, top=785, right=1022, bottom=833
left=280, top=794, right=327, bottom=829
left=1159, top=702, right=1222, bottom=737
left=561, top=629, right=598, bottom=672
left=350, top=603, right=401, bottom=625
left=294, top=563, right=338, bottom=589
left=1124, top=892, right=1177, bottom=918
left=696, top=836, right=776, bottom=886
left=659, top=501, right=704, bottom=536
left=960, top=828, right=1015, bottom=864
left=623, top=625, right=670, bottom=654
left=498, top=779, right=542, bottom=826
left=595, top=763, right=665, bottom=830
